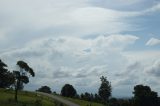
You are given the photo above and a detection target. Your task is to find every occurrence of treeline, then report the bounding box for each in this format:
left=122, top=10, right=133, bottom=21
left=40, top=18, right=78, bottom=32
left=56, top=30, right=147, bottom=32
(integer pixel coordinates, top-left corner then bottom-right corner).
left=37, top=77, right=160, bottom=106
left=1, top=59, right=160, bottom=106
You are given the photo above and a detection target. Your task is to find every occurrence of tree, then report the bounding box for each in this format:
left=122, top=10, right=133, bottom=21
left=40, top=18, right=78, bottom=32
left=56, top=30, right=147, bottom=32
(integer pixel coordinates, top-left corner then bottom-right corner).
left=37, top=86, right=52, bottom=94
left=109, top=98, right=119, bottom=106
left=83, top=92, right=91, bottom=101
left=61, top=84, right=77, bottom=97
left=94, top=93, right=101, bottom=103
left=13, top=60, right=35, bottom=102
left=133, top=84, right=158, bottom=106
left=0, top=59, right=14, bottom=88
left=98, top=76, right=111, bottom=104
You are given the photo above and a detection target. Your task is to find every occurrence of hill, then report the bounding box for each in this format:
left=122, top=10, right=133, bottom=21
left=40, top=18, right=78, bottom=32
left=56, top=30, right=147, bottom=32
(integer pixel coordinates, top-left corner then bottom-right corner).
left=0, top=88, right=65, bottom=106
left=0, top=88, right=104, bottom=106
left=57, top=95, right=104, bottom=106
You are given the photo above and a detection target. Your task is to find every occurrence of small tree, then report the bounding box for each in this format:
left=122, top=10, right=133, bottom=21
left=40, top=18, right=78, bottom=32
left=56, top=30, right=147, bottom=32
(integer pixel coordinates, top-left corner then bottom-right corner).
left=13, top=60, right=35, bottom=102
left=133, top=84, right=158, bottom=106
left=61, top=84, right=77, bottom=97
left=37, top=86, right=52, bottom=94
left=98, top=76, right=111, bottom=104
left=0, top=59, right=14, bottom=88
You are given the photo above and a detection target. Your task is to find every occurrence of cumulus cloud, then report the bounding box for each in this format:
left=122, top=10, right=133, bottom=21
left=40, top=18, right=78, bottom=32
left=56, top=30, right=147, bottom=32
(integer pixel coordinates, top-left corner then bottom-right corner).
left=146, top=60, right=160, bottom=77
left=0, top=0, right=160, bottom=96
left=146, top=38, right=160, bottom=46
left=0, top=34, right=139, bottom=93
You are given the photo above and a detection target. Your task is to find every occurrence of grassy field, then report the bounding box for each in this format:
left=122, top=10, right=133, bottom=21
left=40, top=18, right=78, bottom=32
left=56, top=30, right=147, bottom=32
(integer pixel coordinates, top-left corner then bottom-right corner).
left=58, top=95, right=104, bottom=106
left=0, top=88, right=64, bottom=106
left=0, top=88, right=104, bottom=106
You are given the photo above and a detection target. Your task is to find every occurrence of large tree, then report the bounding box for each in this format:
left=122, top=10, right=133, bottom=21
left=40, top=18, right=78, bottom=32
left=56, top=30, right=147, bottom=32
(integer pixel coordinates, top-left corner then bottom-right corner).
left=98, top=76, right=111, bottom=104
left=133, top=84, right=158, bottom=106
left=37, top=86, right=52, bottom=94
left=61, top=84, right=77, bottom=97
left=13, top=60, right=35, bottom=102
left=0, top=59, right=14, bottom=88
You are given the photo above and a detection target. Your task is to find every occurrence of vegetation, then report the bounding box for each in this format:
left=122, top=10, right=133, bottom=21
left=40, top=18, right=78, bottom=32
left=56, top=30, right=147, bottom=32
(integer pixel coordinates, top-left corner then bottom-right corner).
left=98, top=76, right=111, bottom=104
left=60, top=95, right=104, bottom=106
left=37, top=86, right=52, bottom=94
left=0, top=88, right=65, bottom=106
left=0, top=59, right=14, bottom=88
left=1, top=58, right=160, bottom=106
left=133, top=84, right=158, bottom=106
left=14, top=60, right=35, bottom=102
left=61, top=84, right=77, bottom=97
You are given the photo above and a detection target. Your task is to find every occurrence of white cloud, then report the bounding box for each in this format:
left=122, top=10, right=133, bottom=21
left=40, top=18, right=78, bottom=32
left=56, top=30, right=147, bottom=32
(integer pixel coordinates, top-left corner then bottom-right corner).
left=1, top=33, right=160, bottom=96
left=146, top=38, right=160, bottom=46
left=146, top=60, right=160, bottom=77
left=90, top=0, right=160, bottom=12
left=0, top=34, right=139, bottom=93
left=0, top=0, right=150, bottom=42
left=0, top=0, right=159, bottom=50
left=0, top=0, right=160, bottom=96
left=145, top=3, right=160, bottom=12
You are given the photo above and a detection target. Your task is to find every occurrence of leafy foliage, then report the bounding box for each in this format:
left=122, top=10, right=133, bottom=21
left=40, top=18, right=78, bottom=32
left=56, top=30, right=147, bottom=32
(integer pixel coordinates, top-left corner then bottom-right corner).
left=61, top=84, right=77, bottom=97
left=0, top=59, right=14, bottom=88
left=98, top=76, right=111, bottom=103
left=133, top=84, right=158, bottom=106
left=14, top=60, right=35, bottom=102
left=37, top=86, right=52, bottom=94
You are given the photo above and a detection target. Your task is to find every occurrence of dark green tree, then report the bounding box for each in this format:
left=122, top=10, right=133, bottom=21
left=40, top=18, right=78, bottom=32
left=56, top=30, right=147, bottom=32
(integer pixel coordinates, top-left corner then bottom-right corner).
left=83, top=92, right=91, bottom=101
left=61, top=84, right=77, bottom=97
left=109, top=98, right=119, bottom=106
left=14, top=60, right=35, bottom=102
left=98, top=76, right=111, bottom=104
left=94, top=93, right=101, bottom=103
left=37, top=86, right=52, bottom=94
left=133, top=84, right=158, bottom=106
left=0, top=59, right=14, bottom=88
left=81, top=93, right=84, bottom=99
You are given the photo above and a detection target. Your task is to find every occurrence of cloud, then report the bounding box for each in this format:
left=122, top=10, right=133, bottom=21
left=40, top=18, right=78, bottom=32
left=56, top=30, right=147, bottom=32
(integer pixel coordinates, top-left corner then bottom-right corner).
left=92, top=34, right=139, bottom=50
left=0, top=34, right=139, bottom=92
left=146, top=60, right=160, bottom=77
left=0, top=0, right=159, bottom=51
left=113, top=61, right=142, bottom=87
left=0, top=0, right=154, bottom=46
left=0, top=0, right=160, bottom=96
left=146, top=37, right=160, bottom=46
left=90, top=0, right=158, bottom=11
left=1, top=34, right=160, bottom=96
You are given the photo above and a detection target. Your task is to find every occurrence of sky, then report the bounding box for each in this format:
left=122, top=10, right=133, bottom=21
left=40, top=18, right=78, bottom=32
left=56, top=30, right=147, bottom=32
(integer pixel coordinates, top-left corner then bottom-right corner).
left=0, top=0, right=160, bottom=97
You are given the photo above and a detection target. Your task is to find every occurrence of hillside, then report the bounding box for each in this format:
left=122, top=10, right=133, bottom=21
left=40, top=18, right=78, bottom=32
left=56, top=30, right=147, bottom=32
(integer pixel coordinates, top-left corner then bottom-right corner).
left=64, top=98, right=104, bottom=106
left=57, top=95, right=104, bottom=106
left=0, top=88, right=65, bottom=106
left=0, top=88, right=104, bottom=106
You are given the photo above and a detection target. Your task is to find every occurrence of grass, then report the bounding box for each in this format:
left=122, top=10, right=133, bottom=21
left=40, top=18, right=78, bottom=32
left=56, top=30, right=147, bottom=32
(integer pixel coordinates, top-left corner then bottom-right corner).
left=0, top=88, right=104, bottom=106
left=65, top=98, right=104, bottom=106
left=0, top=88, right=65, bottom=106
left=55, top=94, right=104, bottom=106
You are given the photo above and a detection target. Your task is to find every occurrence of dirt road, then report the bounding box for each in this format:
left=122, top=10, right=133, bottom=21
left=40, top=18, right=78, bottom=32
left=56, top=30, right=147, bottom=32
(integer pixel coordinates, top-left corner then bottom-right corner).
left=37, top=92, right=80, bottom=106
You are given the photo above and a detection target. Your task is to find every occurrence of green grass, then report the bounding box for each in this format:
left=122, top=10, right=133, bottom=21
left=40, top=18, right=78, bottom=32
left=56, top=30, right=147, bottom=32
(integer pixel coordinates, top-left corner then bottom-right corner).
left=0, top=88, right=64, bottom=106
left=56, top=95, right=104, bottom=106
left=0, top=88, right=104, bottom=106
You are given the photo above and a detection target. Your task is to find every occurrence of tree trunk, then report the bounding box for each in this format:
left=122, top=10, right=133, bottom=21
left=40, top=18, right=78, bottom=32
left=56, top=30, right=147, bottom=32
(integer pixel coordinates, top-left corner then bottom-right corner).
left=15, top=79, right=19, bottom=102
